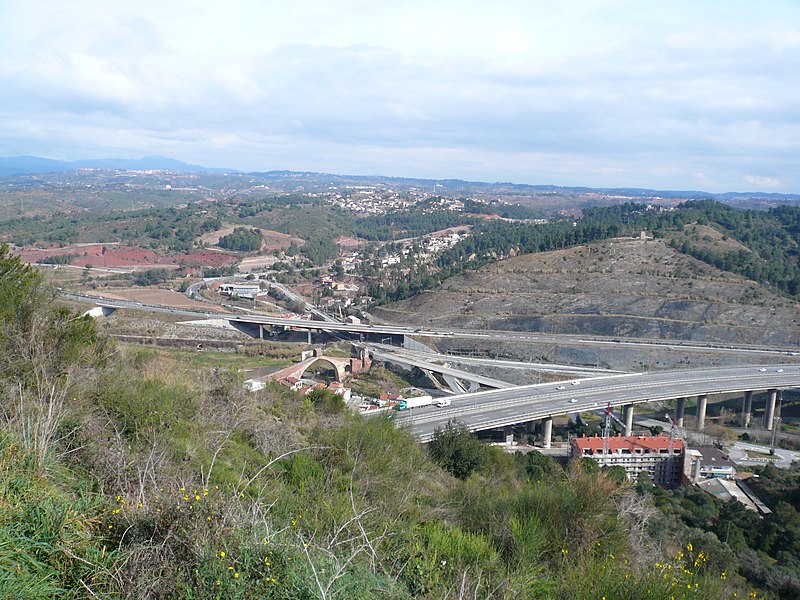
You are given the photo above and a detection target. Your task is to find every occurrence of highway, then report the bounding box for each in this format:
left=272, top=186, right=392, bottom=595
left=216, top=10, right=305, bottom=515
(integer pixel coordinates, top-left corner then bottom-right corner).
left=368, top=346, right=515, bottom=390
left=394, top=365, right=800, bottom=442
left=63, top=291, right=800, bottom=445
left=65, top=292, right=800, bottom=360
left=368, top=343, right=628, bottom=376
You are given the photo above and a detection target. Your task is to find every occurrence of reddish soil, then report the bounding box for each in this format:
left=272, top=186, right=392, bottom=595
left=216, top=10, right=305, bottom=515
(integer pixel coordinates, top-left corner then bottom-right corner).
left=78, top=246, right=167, bottom=268
left=18, top=244, right=169, bottom=268
left=174, top=250, right=237, bottom=267
left=19, top=244, right=239, bottom=270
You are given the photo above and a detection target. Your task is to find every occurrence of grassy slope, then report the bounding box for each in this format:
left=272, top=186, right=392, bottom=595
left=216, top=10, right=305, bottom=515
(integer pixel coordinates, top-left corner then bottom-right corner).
left=2, top=343, right=750, bottom=599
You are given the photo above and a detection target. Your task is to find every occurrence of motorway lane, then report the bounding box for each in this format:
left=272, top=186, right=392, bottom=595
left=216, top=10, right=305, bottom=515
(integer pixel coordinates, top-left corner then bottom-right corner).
left=396, top=365, right=800, bottom=441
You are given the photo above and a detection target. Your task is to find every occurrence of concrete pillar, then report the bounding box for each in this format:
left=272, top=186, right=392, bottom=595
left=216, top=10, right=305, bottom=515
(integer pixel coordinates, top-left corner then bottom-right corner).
left=524, top=420, right=536, bottom=434
left=742, top=391, right=753, bottom=428
left=623, top=404, right=634, bottom=436
left=676, top=397, right=686, bottom=428
left=259, top=324, right=264, bottom=340
left=307, top=329, right=312, bottom=345
left=765, top=389, right=777, bottom=431
left=771, top=391, right=783, bottom=447
left=542, top=417, right=553, bottom=449
left=696, top=394, right=708, bottom=431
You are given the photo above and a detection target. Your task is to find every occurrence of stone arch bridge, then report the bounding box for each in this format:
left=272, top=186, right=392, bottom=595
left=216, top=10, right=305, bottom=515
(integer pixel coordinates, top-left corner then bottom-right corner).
left=269, top=353, right=371, bottom=383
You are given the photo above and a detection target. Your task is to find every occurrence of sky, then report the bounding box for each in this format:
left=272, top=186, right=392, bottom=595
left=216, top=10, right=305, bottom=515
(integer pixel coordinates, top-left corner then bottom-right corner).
left=1, top=1, right=799, bottom=192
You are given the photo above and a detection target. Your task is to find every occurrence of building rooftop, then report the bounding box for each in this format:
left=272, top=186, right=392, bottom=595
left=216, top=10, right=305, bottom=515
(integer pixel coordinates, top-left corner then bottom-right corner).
left=573, top=434, right=684, bottom=454
left=694, top=446, right=736, bottom=470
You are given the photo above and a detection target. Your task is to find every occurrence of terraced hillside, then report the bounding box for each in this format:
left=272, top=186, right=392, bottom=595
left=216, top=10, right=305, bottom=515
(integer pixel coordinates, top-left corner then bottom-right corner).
left=373, top=237, right=800, bottom=346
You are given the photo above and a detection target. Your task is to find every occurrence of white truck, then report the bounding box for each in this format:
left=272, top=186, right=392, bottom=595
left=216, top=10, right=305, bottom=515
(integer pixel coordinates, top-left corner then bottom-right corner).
left=397, top=395, right=434, bottom=410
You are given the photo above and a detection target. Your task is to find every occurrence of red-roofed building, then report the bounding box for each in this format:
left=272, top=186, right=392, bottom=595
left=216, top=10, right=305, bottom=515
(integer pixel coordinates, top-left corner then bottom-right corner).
left=571, top=434, right=685, bottom=487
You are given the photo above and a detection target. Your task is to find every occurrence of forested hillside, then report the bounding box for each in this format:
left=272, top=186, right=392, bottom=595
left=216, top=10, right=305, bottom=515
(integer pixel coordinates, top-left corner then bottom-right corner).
left=369, top=201, right=800, bottom=304
left=0, top=243, right=775, bottom=598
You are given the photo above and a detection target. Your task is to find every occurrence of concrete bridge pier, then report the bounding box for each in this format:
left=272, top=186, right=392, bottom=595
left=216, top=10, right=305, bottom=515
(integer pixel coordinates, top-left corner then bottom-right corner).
left=675, top=397, right=686, bottom=428
left=765, top=389, right=778, bottom=430
left=541, top=417, right=553, bottom=449
left=742, top=391, right=753, bottom=428
left=623, top=404, right=634, bottom=436
left=696, top=394, right=708, bottom=431
left=524, top=420, right=537, bottom=434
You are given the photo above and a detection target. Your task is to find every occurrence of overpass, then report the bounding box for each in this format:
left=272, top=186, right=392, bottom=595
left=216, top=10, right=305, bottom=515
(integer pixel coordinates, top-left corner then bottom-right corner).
left=367, top=345, right=514, bottom=393
left=393, top=365, right=800, bottom=444
left=69, top=293, right=800, bottom=360
left=368, top=343, right=627, bottom=377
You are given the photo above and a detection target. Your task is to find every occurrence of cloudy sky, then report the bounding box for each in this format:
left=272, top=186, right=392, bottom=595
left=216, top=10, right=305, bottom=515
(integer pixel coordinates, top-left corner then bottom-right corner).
left=1, top=1, right=798, bottom=191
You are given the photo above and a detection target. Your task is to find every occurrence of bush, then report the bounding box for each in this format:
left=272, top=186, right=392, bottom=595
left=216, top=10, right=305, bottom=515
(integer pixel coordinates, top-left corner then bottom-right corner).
left=428, top=421, right=488, bottom=480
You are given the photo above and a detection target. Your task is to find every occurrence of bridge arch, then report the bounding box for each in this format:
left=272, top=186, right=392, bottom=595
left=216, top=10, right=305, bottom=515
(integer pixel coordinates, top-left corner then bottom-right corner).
left=295, top=357, right=349, bottom=382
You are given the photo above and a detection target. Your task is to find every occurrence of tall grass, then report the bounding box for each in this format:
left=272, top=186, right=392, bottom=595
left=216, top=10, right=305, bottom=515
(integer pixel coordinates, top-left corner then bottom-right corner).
left=0, top=434, right=116, bottom=598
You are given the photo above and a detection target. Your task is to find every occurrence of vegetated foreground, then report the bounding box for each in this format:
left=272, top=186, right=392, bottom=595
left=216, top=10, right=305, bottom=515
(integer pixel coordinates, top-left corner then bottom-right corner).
left=375, top=236, right=800, bottom=347
left=6, top=244, right=799, bottom=599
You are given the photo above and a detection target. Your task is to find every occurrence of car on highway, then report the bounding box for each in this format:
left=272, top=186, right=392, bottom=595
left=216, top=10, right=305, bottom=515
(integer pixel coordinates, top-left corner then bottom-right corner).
left=569, top=398, right=578, bottom=404
left=758, top=368, right=767, bottom=372
left=571, top=381, right=580, bottom=385
left=556, top=385, right=566, bottom=390
left=777, top=368, right=784, bottom=373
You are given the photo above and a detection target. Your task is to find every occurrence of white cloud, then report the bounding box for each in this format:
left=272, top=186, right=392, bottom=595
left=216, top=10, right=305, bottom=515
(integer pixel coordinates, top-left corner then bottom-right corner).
left=745, top=175, right=782, bottom=189
left=0, top=0, right=798, bottom=191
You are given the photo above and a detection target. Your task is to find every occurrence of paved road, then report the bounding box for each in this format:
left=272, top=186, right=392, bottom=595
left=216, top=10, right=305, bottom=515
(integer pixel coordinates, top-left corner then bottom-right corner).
left=729, top=441, right=800, bottom=469
left=395, top=365, right=800, bottom=442
left=370, top=343, right=628, bottom=376
left=266, top=282, right=338, bottom=323
left=66, top=292, right=800, bottom=360
left=368, top=346, right=514, bottom=390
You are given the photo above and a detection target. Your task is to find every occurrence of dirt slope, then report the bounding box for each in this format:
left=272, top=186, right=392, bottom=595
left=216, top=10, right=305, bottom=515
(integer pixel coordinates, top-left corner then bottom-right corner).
left=373, top=237, right=800, bottom=346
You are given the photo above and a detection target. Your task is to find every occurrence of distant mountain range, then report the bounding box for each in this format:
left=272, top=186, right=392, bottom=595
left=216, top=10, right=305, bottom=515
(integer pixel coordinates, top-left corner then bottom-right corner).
left=0, top=155, right=233, bottom=176
left=2, top=155, right=799, bottom=204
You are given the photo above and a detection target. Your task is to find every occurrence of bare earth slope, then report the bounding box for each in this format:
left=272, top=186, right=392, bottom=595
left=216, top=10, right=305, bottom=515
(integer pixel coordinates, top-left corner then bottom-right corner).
left=373, top=237, right=800, bottom=346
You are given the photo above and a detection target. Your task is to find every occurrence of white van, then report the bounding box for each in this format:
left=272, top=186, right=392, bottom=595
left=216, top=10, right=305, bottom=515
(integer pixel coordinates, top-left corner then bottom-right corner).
left=436, top=399, right=452, bottom=408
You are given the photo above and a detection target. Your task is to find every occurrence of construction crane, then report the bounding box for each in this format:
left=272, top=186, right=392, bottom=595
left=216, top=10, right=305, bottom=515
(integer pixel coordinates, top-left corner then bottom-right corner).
left=664, top=413, right=681, bottom=455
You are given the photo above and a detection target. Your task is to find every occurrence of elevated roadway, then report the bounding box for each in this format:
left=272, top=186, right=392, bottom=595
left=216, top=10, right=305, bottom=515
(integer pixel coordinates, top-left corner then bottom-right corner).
left=369, top=343, right=627, bottom=377
left=66, top=293, right=800, bottom=360
left=394, top=365, right=800, bottom=443
left=368, top=345, right=514, bottom=392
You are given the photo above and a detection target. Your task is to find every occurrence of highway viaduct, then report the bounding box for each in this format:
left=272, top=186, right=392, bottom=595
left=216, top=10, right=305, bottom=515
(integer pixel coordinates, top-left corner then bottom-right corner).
left=72, top=295, right=800, bottom=445
left=393, top=365, right=800, bottom=444
left=71, top=293, right=800, bottom=360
